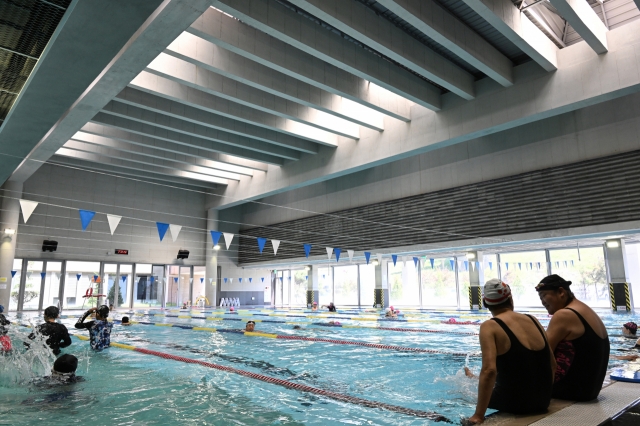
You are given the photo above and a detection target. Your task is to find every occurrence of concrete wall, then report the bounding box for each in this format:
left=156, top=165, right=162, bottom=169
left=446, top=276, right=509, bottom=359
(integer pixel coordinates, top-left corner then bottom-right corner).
left=240, top=91, right=640, bottom=227
left=15, top=163, right=207, bottom=265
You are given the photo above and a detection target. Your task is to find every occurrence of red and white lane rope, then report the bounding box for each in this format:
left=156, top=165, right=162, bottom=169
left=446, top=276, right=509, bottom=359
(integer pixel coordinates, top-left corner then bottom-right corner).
left=377, top=326, right=479, bottom=336
left=133, top=347, right=452, bottom=422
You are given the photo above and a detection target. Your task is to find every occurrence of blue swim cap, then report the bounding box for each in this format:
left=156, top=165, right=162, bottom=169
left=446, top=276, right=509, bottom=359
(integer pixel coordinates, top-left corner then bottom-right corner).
left=0, top=305, right=4, bottom=313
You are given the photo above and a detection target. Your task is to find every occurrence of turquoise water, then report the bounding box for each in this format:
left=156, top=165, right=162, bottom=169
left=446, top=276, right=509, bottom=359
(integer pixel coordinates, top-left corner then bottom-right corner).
left=1, top=308, right=638, bottom=425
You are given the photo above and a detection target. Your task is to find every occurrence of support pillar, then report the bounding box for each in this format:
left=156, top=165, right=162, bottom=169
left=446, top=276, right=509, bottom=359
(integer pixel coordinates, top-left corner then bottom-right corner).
left=306, top=265, right=318, bottom=308
left=0, top=181, right=22, bottom=310
left=205, top=208, right=218, bottom=308
left=468, top=251, right=484, bottom=310
left=374, top=259, right=389, bottom=308
left=605, top=239, right=633, bottom=312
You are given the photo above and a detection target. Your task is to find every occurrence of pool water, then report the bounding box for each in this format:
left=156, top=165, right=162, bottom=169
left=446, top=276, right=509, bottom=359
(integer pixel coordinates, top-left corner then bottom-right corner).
left=1, top=308, right=638, bottom=425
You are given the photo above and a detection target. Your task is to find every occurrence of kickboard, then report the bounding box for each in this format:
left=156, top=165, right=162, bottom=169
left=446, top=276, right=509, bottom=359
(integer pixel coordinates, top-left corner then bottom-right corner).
left=610, top=368, right=640, bottom=383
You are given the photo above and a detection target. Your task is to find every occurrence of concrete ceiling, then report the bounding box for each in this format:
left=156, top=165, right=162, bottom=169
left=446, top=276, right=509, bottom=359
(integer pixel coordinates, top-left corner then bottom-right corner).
left=0, top=0, right=639, bottom=192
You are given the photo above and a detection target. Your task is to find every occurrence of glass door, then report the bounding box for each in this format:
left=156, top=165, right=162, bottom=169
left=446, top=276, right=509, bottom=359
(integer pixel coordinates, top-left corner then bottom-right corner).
left=22, top=261, right=44, bottom=310
left=192, top=266, right=206, bottom=307
left=180, top=266, right=191, bottom=307
left=8, top=259, right=23, bottom=311
left=41, top=261, right=63, bottom=310
left=104, top=263, right=118, bottom=308
left=118, top=264, right=133, bottom=309
left=166, top=265, right=180, bottom=307
left=64, top=261, right=101, bottom=309
left=151, top=265, right=165, bottom=307
left=134, top=264, right=153, bottom=308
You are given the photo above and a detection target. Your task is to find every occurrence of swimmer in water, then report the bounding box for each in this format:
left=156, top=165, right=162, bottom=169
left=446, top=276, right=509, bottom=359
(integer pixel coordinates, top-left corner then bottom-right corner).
left=292, top=325, right=302, bottom=330
left=75, top=305, right=113, bottom=351
left=385, top=308, right=397, bottom=319
left=0, top=305, right=10, bottom=352
left=311, top=302, right=318, bottom=311
left=321, top=302, right=337, bottom=312
left=26, top=306, right=71, bottom=356
left=245, top=321, right=256, bottom=332
left=121, top=316, right=131, bottom=326
left=45, top=354, right=84, bottom=385
left=611, top=322, right=640, bottom=360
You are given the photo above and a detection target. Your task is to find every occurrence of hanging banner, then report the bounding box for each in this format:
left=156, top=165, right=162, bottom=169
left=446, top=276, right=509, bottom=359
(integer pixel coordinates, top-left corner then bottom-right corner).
left=94, top=274, right=99, bottom=281
left=79, top=210, right=96, bottom=231
left=261, top=277, right=264, bottom=282
left=200, top=278, right=204, bottom=284
left=505, top=263, right=509, bottom=270
left=334, top=248, right=342, bottom=262
left=41, top=272, right=46, bottom=279
left=488, top=262, right=493, bottom=270
left=348, top=250, right=354, bottom=262
left=476, top=261, right=480, bottom=270
left=11, top=270, right=17, bottom=278
left=122, top=276, right=127, bottom=282
left=239, top=278, right=242, bottom=283
left=249, top=278, right=252, bottom=283
left=272, top=239, right=280, bottom=255
left=224, top=278, right=228, bottom=283
left=537, top=262, right=541, bottom=270
left=223, top=233, right=234, bottom=250
left=210, top=231, right=222, bottom=246
left=413, top=257, right=419, bottom=268
left=563, top=261, right=568, bottom=268
left=229, top=278, right=233, bottom=284
left=430, top=258, right=435, bottom=269
left=449, top=259, right=455, bottom=270
left=156, top=222, right=169, bottom=241
left=257, top=237, right=267, bottom=253
left=303, top=244, right=312, bottom=258
left=570, top=260, right=574, bottom=267
left=279, top=277, right=283, bottom=282
left=305, top=276, right=308, bottom=280
left=518, top=263, right=522, bottom=270
left=364, top=252, right=371, bottom=264
left=19, top=199, right=39, bottom=223
left=529, top=262, right=533, bottom=270
left=326, top=247, right=333, bottom=260
left=174, top=277, right=178, bottom=283
left=392, top=255, right=398, bottom=266
left=464, top=261, right=469, bottom=271
left=169, top=224, right=182, bottom=242
left=107, top=214, right=122, bottom=235
left=76, top=273, right=81, bottom=281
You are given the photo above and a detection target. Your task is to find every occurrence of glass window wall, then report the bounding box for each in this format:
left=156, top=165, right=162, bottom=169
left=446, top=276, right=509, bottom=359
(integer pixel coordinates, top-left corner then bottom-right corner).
left=104, top=263, right=118, bottom=307
left=41, top=262, right=62, bottom=309
left=500, top=251, right=548, bottom=307
left=193, top=266, right=206, bottom=307
left=318, top=267, right=331, bottom=305
left=423, top=258, right=457, bottom=307
left=388, top=259, right=420, bottom=306
left=9, top=259, right=22, bottom=311
left=550, top=247, right=608, bottom=307
left=291, top=269, right=307, bottom=306
left=334, top=265, right=358, bottom=306
left=359, top=264, right=375, bottom=307
left=118, top=264, right=133, bottom=309
left=64, top=261, right=101, bottom=309
left=23, top=261, right=44, bottom=310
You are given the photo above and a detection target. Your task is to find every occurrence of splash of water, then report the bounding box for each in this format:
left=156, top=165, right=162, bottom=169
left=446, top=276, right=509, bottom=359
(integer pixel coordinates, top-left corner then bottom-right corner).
left=0, top=324, right=55, bottom=386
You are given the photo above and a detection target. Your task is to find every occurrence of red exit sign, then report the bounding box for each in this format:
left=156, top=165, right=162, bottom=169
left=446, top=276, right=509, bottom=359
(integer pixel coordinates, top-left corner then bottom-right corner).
left=114, top=249, right=129, bottom=255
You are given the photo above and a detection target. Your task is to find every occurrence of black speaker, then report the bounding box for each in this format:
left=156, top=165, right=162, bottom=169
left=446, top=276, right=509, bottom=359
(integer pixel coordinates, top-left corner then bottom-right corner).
left=42, top=240, right=58, bottom=252
left=177, top=249, right=189, bottom=259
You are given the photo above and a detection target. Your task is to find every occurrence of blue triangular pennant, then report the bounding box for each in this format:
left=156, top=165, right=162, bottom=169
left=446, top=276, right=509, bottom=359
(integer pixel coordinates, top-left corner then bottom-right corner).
left=529, top=262, right=533, bottom=270
left=464, top=260, right=469, bottom=271
left=200, top=278, right=204, bottom=284
left=413, top=257, right=419, bottom=267
left=489, top=262, right=493, bottom=270
left=279, top=277, right=283, bottom=282
left=430, top=258, right=435, bottom=269
left=304, top=244, right=312, bottom=258
left=122, top=276, right=127, bottom=282
left=505, top=263, right=509, bottom=270
left=249, top=278, right=252, bottom=283
left=364, top=252, right=371, bottom=264
left=564, top=261, right=568, bottom=268
left=150, top=276, right=155, bottom=283
left=261, top=277, right=264, bottom=282
left=224, top=278, right=228, bottom=283
left=537, top=262, right=541, bottom=270
left=335, top=248, right=342, bottom=262
left=11, top=270, right=17, bottom=278
left=518, top=263, right=522, bottom=270
left=174, top=277, right=178, bottom=283
left=78, top=209, right=96, bottom=231
left=449, top=259, right=454, bottom=270
left=392, top=255, right=397, bottom=266
left=76, top=273, right=81, bottom=281
left=41, top=272, right=46, bottom=279
left=257, top=237, right=267, bottom=253
left=94, top=274, right=99, bottom=281
left=210, top=230, right=221, bottom=246
left=239, top=278, right=242, bottom=283
left=570, top=260, right=574, bottom=267
left=156, top=222, right=170, bottom=241
left=305, top=275, right=308, bottom=280
left=288, top=276, right=291, bottom=280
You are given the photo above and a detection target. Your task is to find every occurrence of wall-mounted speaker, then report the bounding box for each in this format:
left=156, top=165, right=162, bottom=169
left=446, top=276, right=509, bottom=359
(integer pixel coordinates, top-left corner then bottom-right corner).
left=177, top=249, right=189, bottom=259
left=42, top=240, right=58, bottom=252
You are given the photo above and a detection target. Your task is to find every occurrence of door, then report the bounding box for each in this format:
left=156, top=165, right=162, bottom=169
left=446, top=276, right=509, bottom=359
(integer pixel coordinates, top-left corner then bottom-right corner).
left=104, top=263, right=118, bottom=308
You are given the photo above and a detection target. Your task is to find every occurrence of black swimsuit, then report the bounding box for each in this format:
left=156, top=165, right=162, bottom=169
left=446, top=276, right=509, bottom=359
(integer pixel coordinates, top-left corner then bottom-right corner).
left=488, top=315, right=553, bottom=414
left=552, top=308, right=610, bottom=401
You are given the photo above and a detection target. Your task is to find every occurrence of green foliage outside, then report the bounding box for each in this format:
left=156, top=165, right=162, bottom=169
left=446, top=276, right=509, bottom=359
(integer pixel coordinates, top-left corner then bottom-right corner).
left=107, top=283, right=124, bottom=306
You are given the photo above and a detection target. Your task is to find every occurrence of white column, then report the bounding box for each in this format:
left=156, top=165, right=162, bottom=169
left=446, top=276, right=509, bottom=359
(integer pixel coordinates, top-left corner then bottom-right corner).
left=205, top=208, right=218, bottom=307
left=0, top=181, right=22, bottom=309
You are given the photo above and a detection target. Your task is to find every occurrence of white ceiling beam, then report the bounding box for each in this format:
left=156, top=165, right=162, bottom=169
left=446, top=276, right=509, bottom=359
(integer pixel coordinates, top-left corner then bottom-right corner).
left=55, top=148, right=229, bottom=185
left=187, top=8, right=414, bottom=120
left=63, top=139, right=242, bottom=181
left=209, top=0, right=442, bottom=109
left=374, top=0, right=513, bottom=87
left=462, top=0, right=558, bottom=72
left=80, top=122, right=268, bottom=172
left=128, top=72, right=342, bottom=146
left=100, top=101, right=303, bottom=160
left=145, top=53, right=361, bottom=139
left=69, top=132, right=253, bottom=177
left=90, top=113, right=288, bottom=166
left=548, top=0, right=608, bottom=54
left=162, top=40, right=385, bottom=130
left=288, top=0, right=478, bottom=98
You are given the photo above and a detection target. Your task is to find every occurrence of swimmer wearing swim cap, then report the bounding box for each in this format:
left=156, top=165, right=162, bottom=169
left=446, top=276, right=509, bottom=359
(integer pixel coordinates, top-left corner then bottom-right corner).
left=245, top=321, right=255, bottom=332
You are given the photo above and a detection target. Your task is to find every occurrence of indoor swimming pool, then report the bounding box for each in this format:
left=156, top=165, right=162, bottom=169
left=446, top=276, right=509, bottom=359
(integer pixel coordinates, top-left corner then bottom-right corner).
left=1, top=308, right=638, bottom=425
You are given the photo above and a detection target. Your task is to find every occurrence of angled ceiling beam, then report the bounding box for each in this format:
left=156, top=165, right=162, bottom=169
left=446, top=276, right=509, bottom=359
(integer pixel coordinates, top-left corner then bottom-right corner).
left=462, top=0, right=558, bottom=72
left=209, top=0, right=444, bottom=108
left=144, top=54, right=361, bottom=139
left=55, top=148, right=229, bottom=185
left=159, top=45, right=385, bottom=131
left=374, top=0, right=513, bottom=87
left=67, top=135, right=247, bottom=179
left=288, top=0, right=478, bottom=97
left=90, top=113, right=287, bottom=166
left=49, top=156, right=218, bottom=190
left=80, top=122, right=268, bottom=172
left=5, top=0, right=216, bottom=184
left=548, top=0, right=608, bottom=54
left=127, top=72, right=338, bottom=147
left=186, top=8, right=413, bottom=120
left=63, top=139, right=241, bottom=181
left=100, top=102, right=302, bottom=160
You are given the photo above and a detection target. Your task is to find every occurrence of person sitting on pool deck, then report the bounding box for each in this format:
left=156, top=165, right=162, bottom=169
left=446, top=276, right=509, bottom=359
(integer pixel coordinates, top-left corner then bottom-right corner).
left=466, top=279, right=554, bottom=424
left=245, top=321, right=256, bottom=332
left=121, top=316, right=131, bottom=326
left=321, top=302, right=337, bottom=312
left=536, top=274, right=610, bottom=402
left=75, top=305, right=113, bottom=351
left=27, top=306, right=71, bottom=356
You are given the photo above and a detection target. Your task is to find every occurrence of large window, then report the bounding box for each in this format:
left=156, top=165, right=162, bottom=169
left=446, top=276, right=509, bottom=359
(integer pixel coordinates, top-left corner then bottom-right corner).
left=500, top=251, right=548, bottom=307
left=64, top=261, right=101, bottom=309
left=193, top=266, right=206, bottom=306
left=359, top=264, right=375, bottom=307
left=134, top=264, right=163, bottom=307
left=118, top=264, right=133, bottom=308
left=8, top=259, right=22, bottom=311
left=550, top=247, right=608, bottom=307
left=291, top=269, right=307, bottom=306
left=388, top=259, right=420, bottom=306
left=318, top=267, right=331, bottom=305
left=423, top=258, right=457, bottom=307
left=334, top=265, right=358, bottom=306
left=41, top=262, right=62, bottom=309
left=23, top=261, right=44, bottom=310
